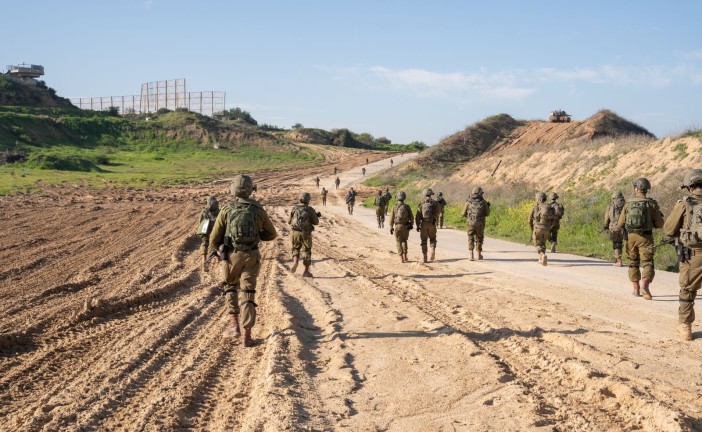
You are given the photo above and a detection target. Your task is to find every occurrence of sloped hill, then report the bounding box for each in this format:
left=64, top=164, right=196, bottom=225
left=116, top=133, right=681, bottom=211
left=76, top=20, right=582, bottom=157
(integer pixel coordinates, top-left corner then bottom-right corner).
left=0, top=74, right=75, bottom=109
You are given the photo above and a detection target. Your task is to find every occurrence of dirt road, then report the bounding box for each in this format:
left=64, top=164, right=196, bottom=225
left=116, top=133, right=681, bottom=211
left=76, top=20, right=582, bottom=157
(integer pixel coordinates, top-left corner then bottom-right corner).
left=1, top=150, right=701, bottom=431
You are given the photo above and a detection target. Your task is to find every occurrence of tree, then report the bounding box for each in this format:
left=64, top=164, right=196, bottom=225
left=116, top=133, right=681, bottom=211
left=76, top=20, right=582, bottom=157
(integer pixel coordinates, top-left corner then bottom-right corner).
left=376, top=136, right=391, bottom=144
left=292, top=123, right=303, bottom=129
left=107, top=106, right=120, bottom=116
left=221, top=107, right=258, bottom=125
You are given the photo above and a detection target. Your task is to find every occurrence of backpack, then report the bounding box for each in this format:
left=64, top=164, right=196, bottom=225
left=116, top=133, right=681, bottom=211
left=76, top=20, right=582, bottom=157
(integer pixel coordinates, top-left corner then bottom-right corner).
left=226, top=201, right=260, bottom=250
left=679, top=197, right=702, bottom=247
left=625, top=200, right=652, bottom=232
left=550, top=202, right=564, bottom=220
left=375, top=195, right=387, bottom=208
left=535, top=203, right=555, bottom=228
left=467, top=199, right=486, bottom=224
left=609, top=201, right=624, bottom=230
left=421, top=200, right=435, bottom=223
left=394, top=203, right=411, bottom=224
left=291, top=205, right=313, bottom=232
left=346, top=191, right=356, bottom=204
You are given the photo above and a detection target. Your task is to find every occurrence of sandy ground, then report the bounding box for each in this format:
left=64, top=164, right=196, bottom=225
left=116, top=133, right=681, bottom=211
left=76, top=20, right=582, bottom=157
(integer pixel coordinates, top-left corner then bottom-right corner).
left=1, top=150, right=701, bottom=431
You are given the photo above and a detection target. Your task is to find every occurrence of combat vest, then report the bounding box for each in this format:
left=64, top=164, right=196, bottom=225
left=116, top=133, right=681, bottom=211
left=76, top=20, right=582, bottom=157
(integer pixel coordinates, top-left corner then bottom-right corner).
left=624, top=199, right=653, bottom=233
left=466, top=198, right=487, bottom=224
left=291, top=205, right=314, bottom=233
left=393, top=202, right=412, bottom=225
left=197, top=207, right=219, bottom=236
left=534, top=203, right=555, bottom=230
left=345, top=191, right=356, bottom=204
left=679, top=196, right=702, bottom=248
left=420, top=199, right=436, bottom=224
left=226, top=200, right=260, bottom=251
left=550, top=202, right=564, bottom=221
left=374, top=195, right=387, bottom=208
left=609, top=200, right=625, bottom=231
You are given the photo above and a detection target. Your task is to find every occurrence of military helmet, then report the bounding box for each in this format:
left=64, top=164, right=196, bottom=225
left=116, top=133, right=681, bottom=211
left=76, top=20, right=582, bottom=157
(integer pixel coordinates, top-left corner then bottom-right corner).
left=378, top=189, right=383, bottom=195
left=535, top=192, right=547, bottom=203
left=438, top=192, right=443, bottom=197
left=231, top=174, right=254, bottom=198
left=299, top=192, right=311, bottom=203
left=681, top=169, right=702, bottom=189
left=549, top=192, right=559, bottom=201
left=612, top=191, right=624, bottom=200
left=472, top=186, right=484, bottom=196
left=207, top=196, right=218, bottom=208
left=397, top=191, right=407, bottom=201
left=424, top=188, right=434, bottom=197
left=633, top=177, right=651, bottom=191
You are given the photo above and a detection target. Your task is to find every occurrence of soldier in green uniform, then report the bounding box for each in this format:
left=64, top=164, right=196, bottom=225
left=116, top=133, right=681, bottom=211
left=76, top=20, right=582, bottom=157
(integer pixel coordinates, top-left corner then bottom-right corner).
left=321, top=187, right=328, bottom=206
left=374, top=189, right=387, bottom=228
left=663, top=169, right=702, bottom=341
left=390, top=191, right=413, bottom=263
left=315, top=176, right=320, bottom=188
left=335, top=176, right=341, bottom=190
left=415, top=188, right=439, bottom=263
left=210, top=174, right=277, bottom=347
left=288, top=192, right=320, bottom=278
left=436, top=192, right=447, bottom=229
left=617, top=177, right=664, bottom=299
left=383, top=187, right=392, bottom=216
left=603, top=191, right=626, bottom=266
left=548, top=192, right=565, bottom=253
left=362, top=167, right=366, bottom=177
left=345, top=187, right=357, bottom=215
left=529, top=192, right=555, bottom=266
left=461, top=187, right=490, bottom=261
left=197, top=196, right=220, bottom=268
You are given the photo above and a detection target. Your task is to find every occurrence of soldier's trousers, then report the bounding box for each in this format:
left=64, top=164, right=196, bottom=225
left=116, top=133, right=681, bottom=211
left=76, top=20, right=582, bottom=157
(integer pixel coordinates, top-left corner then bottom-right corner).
left=678, top=250, right=702, bottom=324
left=200, top=235, right=209, bottom=257
left=221, top=249, right=261, bottom=329
left=609, top=229, right=624, bottom=259
left=376, top=207, right=385, bottom=226
left=533, top=228, right=549, bottom=254
left=466, top=223, right=485, bottom=251
left=394, top=223, right=409, bottom=255
left=291, top=230, right=313, bottom=266
left=347, top=203, right=354, bottom=214
left=549, top=222, right=560, bottom=244
left=438, top=211, right=444, bottom=227
left=626, top=232, right=655, bottom=282
left=419, top=223, right=437, bottom=254
left=322, top=196, right=327, bottom=206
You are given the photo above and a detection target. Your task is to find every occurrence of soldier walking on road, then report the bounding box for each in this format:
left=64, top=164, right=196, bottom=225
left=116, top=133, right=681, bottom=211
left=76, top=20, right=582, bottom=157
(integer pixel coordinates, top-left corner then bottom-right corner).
left=335, top=177, right=341, bottom=190
left=366, top=157, right=369, bottom=165
left=390, top=158, right=394, bottom=167
left=548, top=192, right=565, bottom=253
left=383, top=187, right=392, bottom=216
left=321, top=187, right=328, bottom=206
left=529, top=192, right=556, bottom=266
left=209, top=174, right=277, bottom=347
left=315, top=176, right=320, bottom=188
left=663, top=169, right=702, bottom=341
left=617, top=178, right=664, bottom=299
left=461, top=187, right=490, bottom=261
left=390, top=191, right=413, bottom=263
left=604, top=191, right=626, bottom=266
left=415, top=188, right=439, bottom=263
left=333, top=167, right=338, bottom=174
left=362, top=167, right=366, bottom=177
left=374, top=189, right=387, bottom=228
left=436, top=192, right=447, bottom=229
left=289, top=192, right=320, bottom=278
left=345, top=187, right=357, bottom=215
left=197, top=196, right=220, bottom=268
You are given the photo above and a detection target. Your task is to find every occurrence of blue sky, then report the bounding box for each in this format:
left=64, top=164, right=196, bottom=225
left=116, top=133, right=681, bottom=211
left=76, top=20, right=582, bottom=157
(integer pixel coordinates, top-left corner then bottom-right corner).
left=3, top=0, right=701, bottom=144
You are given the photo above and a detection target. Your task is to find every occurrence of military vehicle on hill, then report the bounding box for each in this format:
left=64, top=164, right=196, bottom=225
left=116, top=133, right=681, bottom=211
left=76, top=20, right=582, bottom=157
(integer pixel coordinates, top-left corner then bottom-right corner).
left=549, top=109, right=571, bottom=123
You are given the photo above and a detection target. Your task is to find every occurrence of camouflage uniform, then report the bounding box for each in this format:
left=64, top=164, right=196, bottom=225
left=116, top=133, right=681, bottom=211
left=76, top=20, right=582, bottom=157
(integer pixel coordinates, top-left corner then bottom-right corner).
left=415, top=190, right=439, bottom=262
left=383, top=188, right=392, bottom=216
left=197, top=197, right=219, bottom=260
left=529, top=193, right=554, bottom=265
left=461, top=189, right=490, bottom=259
left=617, top=197, right=664, bottom=283
left=345, top=189, right=357, bottom=215
left=321, top=188, right=328, bottom=206
left=335, top=177, right=341, bottom=190
left=288, top=202, right=320, bottom=269
left=362, top=167, right=366, bottom=176
left=604, top=192, right=626, bottom=263
left=390, top=198, right=413, bottom=261
left=210, top=190, right=277, bottom=334
left=548, top=193, right=565, bottom=252
left=436, top=193, right=447, bottom=228
left=374, top=191, right=387, bottom=228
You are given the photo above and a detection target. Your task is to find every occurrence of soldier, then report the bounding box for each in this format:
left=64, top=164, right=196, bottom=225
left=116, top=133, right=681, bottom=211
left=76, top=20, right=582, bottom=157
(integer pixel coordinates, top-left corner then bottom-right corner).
left=617, top=177, right=664, bottom=299
left=289, top=192, right=320, bottom=278
left=390, top=191, right=413, bottom=263
left=345, top=187, right=357, bottom=215
left=321, top=187, right=328, bottom=206
left=461, top=187, right=491, bottom=261
left=374, top=189, right=387, bottom=228
left=197, top=196, right=220, bottom=268
left=333, top=167, right=338, bottom=174
left=663, top=169, right=702, bottom=341
left=603, top=191, right=626, bottom=266
left=315, top=176, right=320, bottom=188
left=436, top=192, right=447, bottom=229
left=390, top=158, right=394, bottom=167
left=362, top=167, right=366, bottom=177
left=548, top=192, right=565, bottom=253
left=366, top=157, right=369, bottom=165
left=209, top=174, right=277, bottom=347
left=529, top=192, right=555, bottom=266
left=415, top=188, right=439, bottom=263
left=335, top=176, right=341, bottom=190
left=383, top=187, right=392, bottom=216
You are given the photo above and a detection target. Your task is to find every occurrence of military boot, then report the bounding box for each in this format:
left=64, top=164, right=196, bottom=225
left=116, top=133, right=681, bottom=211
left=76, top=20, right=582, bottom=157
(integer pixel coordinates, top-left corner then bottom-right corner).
left=613, top=258, right=622, bottom=267
left=290, top=256, right=299, bottom=273
left=642, top=278, right=653, bottom=299
left=550, top=242, right=557, bottom=253
left=470, top=250, right=475, bottom=261
left=539, top=252, right=547, bottom=266
left=429, top=246, right=436, bottom=261
left=423, top=253, right=428, bottom=263
left=403, top=252, right=408, bottom=263
left=243, top=328, right=254, bottom=347
left=478, top=252, right=484, bottom=260
left=224, top=314, right=241, bottom=337
left=302, top=266, right=314, bottom=278
left=631, top=281, right=641, bottom=297
left=677, top=323, right=693, bottom=341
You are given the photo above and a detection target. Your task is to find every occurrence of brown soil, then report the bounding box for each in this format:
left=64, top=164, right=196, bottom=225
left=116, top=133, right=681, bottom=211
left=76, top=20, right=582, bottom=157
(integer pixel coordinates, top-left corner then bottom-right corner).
left=1, top=153, right=700, bottom=431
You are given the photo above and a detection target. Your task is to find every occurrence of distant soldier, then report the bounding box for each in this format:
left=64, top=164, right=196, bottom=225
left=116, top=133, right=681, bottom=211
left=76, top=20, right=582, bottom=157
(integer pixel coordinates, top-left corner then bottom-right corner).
left=617, top=178, right=664, bottom=299
left=390, top=158, right=394, bottom=167
left=333, top=167, right=338, bottom=174
left=366, top=157, right=369, bottom=165
left=345, top=187, right=357, bottom=215
left=335, top=176, right=341, bottom=190
left=197, top=196, right=220, bottom=268
left=315, top=176, right=320, bottom=188
left=362, top=167, right=366, bottom=177
left=603, top=191, right=626, bottom=266
left=461, top=187, right=491, bottom=261
left=663, top=169, right=702, bottom=341
left=529, top=192, right=555, bottom=266
left=436, top=192, right=447, bottom=229
left=288, top=192, right=320, bottom=278
left=210, top=174, right=277, bottom=347
left=548, top=192, right=565, bottom=252
left=415, top=188, right=439, bottom=263
left=374, top=189, right=387, bottom=228
left=383, top=187, right=392, bottom=216
left=390, top=191, right=413, bottom=263
left=321, top=187, right=328, bottom=206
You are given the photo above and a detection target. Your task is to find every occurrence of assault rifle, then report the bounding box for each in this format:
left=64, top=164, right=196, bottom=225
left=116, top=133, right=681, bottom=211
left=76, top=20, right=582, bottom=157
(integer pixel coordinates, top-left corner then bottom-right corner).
left=654, top=237, right=690, bottom=263
left=206, top=237, right=232, bottom=263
